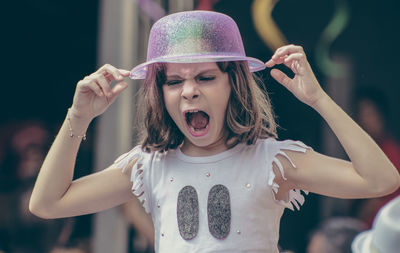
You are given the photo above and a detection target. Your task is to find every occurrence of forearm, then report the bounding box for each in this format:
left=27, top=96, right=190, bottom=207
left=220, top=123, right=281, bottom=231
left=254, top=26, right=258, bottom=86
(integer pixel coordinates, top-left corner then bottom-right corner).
left=313, top=93, right=400, bottom=194
left=30, top=111, right=92, bottom=215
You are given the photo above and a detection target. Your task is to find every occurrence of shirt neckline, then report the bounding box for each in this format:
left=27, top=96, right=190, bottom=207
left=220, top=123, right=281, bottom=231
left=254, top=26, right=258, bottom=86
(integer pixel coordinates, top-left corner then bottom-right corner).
left=176, top=142, right=245, bottom=163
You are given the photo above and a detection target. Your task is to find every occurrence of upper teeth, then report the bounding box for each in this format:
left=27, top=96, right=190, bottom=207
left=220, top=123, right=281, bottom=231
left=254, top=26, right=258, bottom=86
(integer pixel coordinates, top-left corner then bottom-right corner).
left=187, top=109, right=200, bottom=113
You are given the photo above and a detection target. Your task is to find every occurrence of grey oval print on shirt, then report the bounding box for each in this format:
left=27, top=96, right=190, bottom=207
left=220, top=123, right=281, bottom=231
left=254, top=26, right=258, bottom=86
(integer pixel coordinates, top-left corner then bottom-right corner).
left=177, top=185, right=199, bottom=240
left=207, top=184, right=231, bottom=239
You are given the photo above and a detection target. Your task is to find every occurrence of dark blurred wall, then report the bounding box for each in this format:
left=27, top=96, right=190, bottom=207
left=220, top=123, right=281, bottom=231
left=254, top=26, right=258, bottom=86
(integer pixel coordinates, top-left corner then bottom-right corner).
left=0, top=1, right=98, bottom=251
left=1, top=0, right=99, bottom=125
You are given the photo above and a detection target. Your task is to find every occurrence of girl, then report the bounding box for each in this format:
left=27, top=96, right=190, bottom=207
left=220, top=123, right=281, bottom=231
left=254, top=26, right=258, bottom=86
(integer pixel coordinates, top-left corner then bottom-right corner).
left=30, top=11, right=399, bottom=252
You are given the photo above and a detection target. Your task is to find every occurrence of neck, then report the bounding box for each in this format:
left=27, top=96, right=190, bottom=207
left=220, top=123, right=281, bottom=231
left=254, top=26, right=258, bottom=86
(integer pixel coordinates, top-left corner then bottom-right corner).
left=180, top=137, right=228, bottom=157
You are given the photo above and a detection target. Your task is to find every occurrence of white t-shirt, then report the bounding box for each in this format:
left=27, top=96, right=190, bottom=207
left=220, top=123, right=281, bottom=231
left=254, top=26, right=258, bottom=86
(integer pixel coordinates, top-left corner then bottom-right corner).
left=115, top=138, right=310, bottom=253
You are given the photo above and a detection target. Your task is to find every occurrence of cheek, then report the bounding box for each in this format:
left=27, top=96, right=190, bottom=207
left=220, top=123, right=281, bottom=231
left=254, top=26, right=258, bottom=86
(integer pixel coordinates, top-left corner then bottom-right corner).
left=216, top=96, right=229, bottom=116
left=162, top=89, right=179, bottom=120
left=217, top=85, right=231, bottom=115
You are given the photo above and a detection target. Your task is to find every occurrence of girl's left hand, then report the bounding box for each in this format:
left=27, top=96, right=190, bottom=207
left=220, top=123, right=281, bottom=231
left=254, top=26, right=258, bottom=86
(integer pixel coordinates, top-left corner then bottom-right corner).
left=265, top=44, right=326, bottom=107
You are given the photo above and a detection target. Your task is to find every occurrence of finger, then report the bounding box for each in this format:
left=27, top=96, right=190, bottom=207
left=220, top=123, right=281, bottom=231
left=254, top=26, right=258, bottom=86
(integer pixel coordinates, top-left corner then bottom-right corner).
left=265, top=59, right=276, bottom=68
left=108, top=82, right=129, bottom=104
left=272, top=45, right=304, bottom=61
left=284, top=52, right=304, bottom=64
left=98, top=64, right=124, bottom=81
left=104, top=69, right=129, bottom=82
left=97, top=82, right=110, bottom=104
left=103, top=72, right=115, bottom=83
left=270, top=69, right=292, bottom=89
left=80, top=79, right=104, bottom=97
left=266, top=45, right=301, bottom=67
left=119, top=69, right=131, bottom=77
left=86, top=74, right=109, bottom=97
left=267, top=55, right=286, bottom=66
left=275, top=44, right=304, bottom=56
left=94, top=73, right=112, bottom=96
left=283, top=53, right=305, bottom=73
left=112, top=81, right=128, bottom=96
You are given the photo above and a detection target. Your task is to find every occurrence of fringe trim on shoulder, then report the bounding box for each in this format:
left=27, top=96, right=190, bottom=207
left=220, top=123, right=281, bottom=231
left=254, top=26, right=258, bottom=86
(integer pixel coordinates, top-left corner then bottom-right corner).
left=266, top=140, right=311, bottom=211
left=114, top=146, right=151, bottom=213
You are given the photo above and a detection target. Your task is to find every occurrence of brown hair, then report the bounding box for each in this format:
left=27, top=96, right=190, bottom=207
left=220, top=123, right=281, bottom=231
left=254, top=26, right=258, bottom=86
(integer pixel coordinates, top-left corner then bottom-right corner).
left=136, top=61, right=277, bottom=152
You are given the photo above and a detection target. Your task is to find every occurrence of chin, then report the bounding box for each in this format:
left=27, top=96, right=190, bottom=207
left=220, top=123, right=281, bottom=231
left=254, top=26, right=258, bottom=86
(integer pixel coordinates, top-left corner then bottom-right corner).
left=183, top=129, right=226, bottom=150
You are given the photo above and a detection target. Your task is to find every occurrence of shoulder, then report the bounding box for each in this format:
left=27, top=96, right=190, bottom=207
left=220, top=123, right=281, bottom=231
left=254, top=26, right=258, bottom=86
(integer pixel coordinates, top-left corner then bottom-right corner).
left=113, top=146, right=161, bottom=179
left=265, top=138, right=313, bottom=178
left=264, top=138, right=313, bottom=188
left=262, top=138, right=310, bottom=152
left=256, top=138, right=312, bottom=210
left=252, top=138, right=312, bottom=160
left=113, top=146, right=161, bottom=213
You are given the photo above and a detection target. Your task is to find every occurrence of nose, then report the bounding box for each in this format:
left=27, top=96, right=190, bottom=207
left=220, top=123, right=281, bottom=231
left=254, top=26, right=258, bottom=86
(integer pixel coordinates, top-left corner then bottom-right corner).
left=181, top=80, right=199, bottom=100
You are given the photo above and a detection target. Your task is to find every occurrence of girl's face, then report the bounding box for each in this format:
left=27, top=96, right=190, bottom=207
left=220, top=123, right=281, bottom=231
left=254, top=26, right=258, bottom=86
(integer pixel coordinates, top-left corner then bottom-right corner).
left=162, top=62, right=231, bottom=156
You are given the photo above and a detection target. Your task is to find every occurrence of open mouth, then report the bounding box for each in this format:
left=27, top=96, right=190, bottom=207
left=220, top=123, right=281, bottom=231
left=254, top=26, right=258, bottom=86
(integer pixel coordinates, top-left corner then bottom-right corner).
left=184, top=110, right=210, bottom=137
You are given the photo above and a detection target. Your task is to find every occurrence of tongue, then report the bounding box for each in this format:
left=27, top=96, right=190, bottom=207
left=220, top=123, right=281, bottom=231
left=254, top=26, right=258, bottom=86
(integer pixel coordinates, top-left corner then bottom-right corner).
left=190, top=112, right=208, bottom=129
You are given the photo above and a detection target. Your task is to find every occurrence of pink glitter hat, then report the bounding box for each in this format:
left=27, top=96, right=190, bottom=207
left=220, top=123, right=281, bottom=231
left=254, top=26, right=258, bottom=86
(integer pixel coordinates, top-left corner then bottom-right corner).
left=129, top=10, right=266, bottom=79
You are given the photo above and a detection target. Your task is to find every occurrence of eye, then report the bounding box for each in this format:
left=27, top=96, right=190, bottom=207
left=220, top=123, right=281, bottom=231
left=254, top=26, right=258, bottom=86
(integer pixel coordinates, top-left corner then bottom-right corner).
left=165, top=79, right=183, bottom=86
left=197, top=76, right=215, bottom=82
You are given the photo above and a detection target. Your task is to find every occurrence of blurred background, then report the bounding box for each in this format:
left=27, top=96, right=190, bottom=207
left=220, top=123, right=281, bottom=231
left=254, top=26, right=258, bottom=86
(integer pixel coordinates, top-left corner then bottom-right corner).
left=1, top=0, right=399, bottom=252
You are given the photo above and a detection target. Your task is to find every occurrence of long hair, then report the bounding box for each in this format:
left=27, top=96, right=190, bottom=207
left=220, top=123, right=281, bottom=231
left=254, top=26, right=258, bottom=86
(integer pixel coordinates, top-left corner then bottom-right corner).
left=136, top=61, right=277, bottom=152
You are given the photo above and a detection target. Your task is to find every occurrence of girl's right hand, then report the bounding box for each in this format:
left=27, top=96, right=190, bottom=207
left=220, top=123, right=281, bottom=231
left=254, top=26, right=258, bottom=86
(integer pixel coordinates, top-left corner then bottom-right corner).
left=70, top=64, right=130, bottom=120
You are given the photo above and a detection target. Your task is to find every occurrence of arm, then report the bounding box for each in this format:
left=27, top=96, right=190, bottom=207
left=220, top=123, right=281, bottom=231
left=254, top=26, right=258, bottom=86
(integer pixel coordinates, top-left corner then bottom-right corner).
left=266, top=45, right=400, bottom=199
left=29, top=64, right=133, bottom=219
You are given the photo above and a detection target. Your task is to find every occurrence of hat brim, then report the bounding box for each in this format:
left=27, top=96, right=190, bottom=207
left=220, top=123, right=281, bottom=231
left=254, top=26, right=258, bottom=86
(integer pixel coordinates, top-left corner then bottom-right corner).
left=129, top=55, right=266, bottom=79
left=351, top=231, right=372, bottom=253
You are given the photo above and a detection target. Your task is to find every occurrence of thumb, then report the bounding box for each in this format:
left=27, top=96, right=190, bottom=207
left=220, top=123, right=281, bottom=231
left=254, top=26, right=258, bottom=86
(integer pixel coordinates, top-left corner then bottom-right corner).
left=109, top=81, right=129, bottom=103
left=270, top=69, right=292, bottom=89
left=119, top=69, right=131, bottom=77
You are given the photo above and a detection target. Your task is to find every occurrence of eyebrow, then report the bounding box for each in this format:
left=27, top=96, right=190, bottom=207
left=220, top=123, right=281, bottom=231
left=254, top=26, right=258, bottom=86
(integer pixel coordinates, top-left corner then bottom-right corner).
left=166, top=68, right=219, bottom=79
